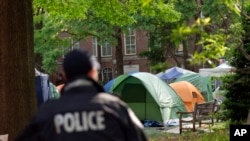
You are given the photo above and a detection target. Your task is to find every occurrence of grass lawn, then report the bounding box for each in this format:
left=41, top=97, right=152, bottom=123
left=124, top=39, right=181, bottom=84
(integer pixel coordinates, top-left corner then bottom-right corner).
left=144, top=122, right=229, bottom=141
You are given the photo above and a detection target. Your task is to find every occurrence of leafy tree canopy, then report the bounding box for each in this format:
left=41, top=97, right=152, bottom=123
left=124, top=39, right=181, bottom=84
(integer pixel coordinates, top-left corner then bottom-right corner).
left=33, top=0, right=181, bottom=73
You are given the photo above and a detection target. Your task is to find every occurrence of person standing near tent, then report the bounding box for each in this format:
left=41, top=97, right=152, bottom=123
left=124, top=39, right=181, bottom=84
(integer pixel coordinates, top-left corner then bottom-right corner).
left=16, top=48, right=148, bottom=141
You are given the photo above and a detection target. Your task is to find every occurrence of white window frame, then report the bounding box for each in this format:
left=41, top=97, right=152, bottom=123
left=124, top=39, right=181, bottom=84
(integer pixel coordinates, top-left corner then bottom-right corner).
left=62, top=39, right=80, bottom=58
left=102, top=67, right=113, bottom=83
left=124, top=29, right=136, bottom=55
left=71, top=39, right=80, bottom=49
left=175, top=43, right=184, bottom=55
left=92, top=37, right=98, bottom=57
left=101, top=41, right=112, bottom=57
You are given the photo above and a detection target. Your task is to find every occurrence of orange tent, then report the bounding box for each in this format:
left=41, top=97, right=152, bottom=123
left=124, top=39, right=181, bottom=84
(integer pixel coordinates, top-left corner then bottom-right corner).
left=169, top=81, right=205, bottom=112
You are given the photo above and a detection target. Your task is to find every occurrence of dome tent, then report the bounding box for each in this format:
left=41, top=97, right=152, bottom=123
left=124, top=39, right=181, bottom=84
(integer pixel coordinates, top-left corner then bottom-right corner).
left=174, top=73, right=214, bottom=102
left=104, top=72, right=137, bottom=92
left=109, top=72, right=186, bottom=125
left=170, top=81, right=205, bottom=112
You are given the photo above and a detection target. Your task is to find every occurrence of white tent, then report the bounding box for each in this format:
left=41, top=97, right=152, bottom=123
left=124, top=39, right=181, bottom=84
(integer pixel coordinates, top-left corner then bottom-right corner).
left=199, top=63, right=235, bottom=77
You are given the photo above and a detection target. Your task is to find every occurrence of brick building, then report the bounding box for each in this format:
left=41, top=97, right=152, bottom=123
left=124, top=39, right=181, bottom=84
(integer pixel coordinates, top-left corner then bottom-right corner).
left=52, top=29, right=151, bottom=85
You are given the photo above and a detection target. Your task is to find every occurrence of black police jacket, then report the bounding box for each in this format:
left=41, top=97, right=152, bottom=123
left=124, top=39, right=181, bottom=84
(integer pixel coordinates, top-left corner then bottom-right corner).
left=15, top=77, right=148, bottom=141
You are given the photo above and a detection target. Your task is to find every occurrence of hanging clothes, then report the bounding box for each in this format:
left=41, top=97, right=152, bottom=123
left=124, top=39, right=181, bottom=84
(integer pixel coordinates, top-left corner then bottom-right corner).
left=35, top=76, right=44, bottom=107
left=41, top=74, right=51, bottom=102
left=35, top=68, right=58, bottom=107
left=49, top=82, right=60, bottom=99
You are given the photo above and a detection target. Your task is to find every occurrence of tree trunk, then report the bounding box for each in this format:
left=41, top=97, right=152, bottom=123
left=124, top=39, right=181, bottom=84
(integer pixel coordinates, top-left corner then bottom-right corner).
left=0, top=1, right=37, bottom=141
left=183, top=40, right=189, bottom=68
left=114, top=27, right=124, bottom=76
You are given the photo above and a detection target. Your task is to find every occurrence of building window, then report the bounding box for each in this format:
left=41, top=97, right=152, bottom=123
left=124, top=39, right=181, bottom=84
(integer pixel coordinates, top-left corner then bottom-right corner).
left=72, top=39, right=80, bottom=49
left=124, top=29, right=136, bottom=55
left=92, top=37, right=98, bottom=57
left=102, top=68, right=113, bottom=83
left=101, top=41, right=112, bottom=57
left=175, top=43, right=183, bottom=55
left=62, top=39, right=80, bottom=58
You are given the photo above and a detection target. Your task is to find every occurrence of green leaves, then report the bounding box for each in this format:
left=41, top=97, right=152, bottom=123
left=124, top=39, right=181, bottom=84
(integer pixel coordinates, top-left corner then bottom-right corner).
left=33, top=0, right=183, bottom=73
left=191, top=34, right=229, bottom=66
left=33, top=0, right=246, bottom=73
left=140, top=0, right=181, bottom=23
left=34, top=0, right=90, bottom=20
left=170, top=15, right=231, bottom=67
left=171, top=23, right=194, bottom=45
left=195, top=17, right=211, bottom=27
left=190, top=34, right=229, bottom=66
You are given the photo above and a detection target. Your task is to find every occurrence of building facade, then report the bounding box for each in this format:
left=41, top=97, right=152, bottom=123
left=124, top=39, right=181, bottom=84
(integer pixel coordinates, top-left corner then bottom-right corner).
left=52, top=29, right=151, bottom=85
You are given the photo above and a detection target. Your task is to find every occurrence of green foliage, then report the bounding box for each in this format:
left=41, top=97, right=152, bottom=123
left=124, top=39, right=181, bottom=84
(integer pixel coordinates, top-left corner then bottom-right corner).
left=221, top=72, right=250, bottom=123
left=171, top=16, right=230, bottom=66
left=150, top=62, right=171, bottom=74
left=140, top=0, right=181, bottom=23
left=33, top=0, right=182, bottom=73
left=139, top=32, right=173, bottom=73
left=139, top=48, right=165, bottom=64
left=191, top=33, right=229, bottom=66
left=89, top=0, right=138, bottom=26
left=33, top=0, right=90, bottom=20
left=33, top=0, right=249, bottom=76
left=170, top=22, right=195, bottom=45
left=221, top=1, right=250, bottom=123
left=174, top=0, right=197, bottom=21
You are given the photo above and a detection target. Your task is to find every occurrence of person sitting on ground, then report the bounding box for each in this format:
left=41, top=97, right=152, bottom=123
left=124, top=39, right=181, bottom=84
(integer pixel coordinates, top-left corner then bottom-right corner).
left=15, top=48, right=148, bottom=141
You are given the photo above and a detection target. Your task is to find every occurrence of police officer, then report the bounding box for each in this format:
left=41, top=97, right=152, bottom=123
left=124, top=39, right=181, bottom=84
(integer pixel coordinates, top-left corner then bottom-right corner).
left=16, top=48, right=148, bottom=141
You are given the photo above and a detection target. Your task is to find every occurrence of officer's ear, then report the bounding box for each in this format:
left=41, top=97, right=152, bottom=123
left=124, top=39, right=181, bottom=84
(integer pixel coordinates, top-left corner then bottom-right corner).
left=88, top=67, right=99, bottom=81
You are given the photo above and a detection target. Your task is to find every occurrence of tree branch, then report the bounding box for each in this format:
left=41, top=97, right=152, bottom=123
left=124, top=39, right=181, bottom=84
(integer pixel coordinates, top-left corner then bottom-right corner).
left=237, top=38, right=250, bottom=61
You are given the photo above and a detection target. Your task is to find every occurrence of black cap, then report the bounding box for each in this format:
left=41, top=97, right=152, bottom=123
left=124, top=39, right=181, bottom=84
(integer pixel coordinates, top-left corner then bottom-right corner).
left=63, top=48, right=100, bottom=79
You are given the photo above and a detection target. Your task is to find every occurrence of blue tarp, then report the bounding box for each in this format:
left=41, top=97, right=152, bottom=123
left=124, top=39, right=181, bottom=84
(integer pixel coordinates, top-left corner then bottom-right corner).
left=157, top=67, right=195, bottom=80
left=104, top=79, right=115, bottom=92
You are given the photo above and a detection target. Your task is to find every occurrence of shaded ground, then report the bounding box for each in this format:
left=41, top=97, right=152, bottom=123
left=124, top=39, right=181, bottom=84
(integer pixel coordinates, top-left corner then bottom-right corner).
left=144, top=121, right=215, bottom=134
left=144, top=122, right=229, bottom=141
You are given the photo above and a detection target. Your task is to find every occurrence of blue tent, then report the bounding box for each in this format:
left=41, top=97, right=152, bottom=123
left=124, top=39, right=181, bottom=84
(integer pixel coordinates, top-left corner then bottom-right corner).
left=156, top=67, right=195, bottom=80
left=104, top=79, right=115, bottom=92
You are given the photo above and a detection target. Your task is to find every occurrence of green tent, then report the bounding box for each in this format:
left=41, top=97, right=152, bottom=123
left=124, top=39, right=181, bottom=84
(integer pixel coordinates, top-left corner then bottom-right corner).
left=174, top=73, right=214, bottom=102
left=109, top=72, right=186, bottom=124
